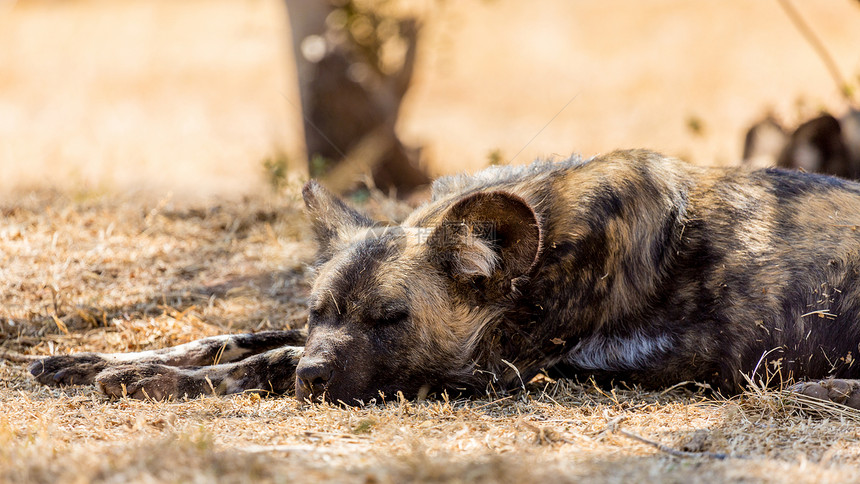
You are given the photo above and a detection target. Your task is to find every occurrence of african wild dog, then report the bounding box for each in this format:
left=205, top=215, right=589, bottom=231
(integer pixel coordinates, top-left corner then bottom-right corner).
left=27, top=149, right=860, bottom=407
left=743, top=110, right=860, bottom=180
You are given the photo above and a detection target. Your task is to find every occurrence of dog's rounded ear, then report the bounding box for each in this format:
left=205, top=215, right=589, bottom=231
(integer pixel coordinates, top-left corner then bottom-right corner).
left=303, top=181, right=375, bottom=259
left=428, top=191, right=542, bottom=287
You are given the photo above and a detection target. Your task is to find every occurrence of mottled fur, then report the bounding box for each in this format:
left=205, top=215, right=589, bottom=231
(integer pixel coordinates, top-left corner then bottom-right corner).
left=297, top=149, right=860, bottom=403
left=28, top=149, right=860, bottom=407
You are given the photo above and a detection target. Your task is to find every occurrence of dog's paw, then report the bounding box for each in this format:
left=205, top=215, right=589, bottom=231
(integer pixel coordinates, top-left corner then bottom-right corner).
left=28, top=354, right=109, bottom=386
left=95, top=364, right=204, bottom=400
left=788, top=379, right=860, bottom=409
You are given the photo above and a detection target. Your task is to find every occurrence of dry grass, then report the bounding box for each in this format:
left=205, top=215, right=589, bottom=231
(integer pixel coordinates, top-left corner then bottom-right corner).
left=3, top=188, right=860, bottom=484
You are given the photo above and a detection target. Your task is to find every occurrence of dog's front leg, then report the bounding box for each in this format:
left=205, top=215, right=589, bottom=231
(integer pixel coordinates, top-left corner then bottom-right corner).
left=29, top=329, right=306, bottom=387
left=94, top=345, right=304, bottom=400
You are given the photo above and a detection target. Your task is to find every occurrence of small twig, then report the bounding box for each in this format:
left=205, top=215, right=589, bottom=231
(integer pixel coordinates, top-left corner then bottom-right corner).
left=205, top=375, right=217, bottom=396
left=595, top=413, right=627, bottom=439
left=614, top=427, right=735, bottom=460
left=776, top=0, right=855, bottom=105
left=500, top=359, right=526, bottom=392
left=213, top=340, right=228, bottom=366
left=51, top=313, right=70, bottom=335
left=800, top=309, right=837, bottom=318
left=745, top=347, right=784, bottom=391
left=603, top=417, right=744, bottom=460
left=590, top=378, right=615, bottom=401
left=659, top=380, right=712, bottom=396
left=0, top=350, right=40, bottom=363
left=328, top=289, right=341, bottom=315
left=473, top=394, right=515, bottom=410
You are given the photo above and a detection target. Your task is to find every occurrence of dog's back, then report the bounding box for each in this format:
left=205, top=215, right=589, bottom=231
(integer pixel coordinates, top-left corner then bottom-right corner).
left=412, top=150, right=860, bottom=393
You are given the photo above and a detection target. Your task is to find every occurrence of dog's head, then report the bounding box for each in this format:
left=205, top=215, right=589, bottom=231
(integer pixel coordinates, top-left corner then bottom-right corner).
left=296, top=181, right=542, bottom=404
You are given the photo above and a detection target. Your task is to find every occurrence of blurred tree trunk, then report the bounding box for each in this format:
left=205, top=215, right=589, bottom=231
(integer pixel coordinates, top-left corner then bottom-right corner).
left=284, top=0, right=430, bottom=196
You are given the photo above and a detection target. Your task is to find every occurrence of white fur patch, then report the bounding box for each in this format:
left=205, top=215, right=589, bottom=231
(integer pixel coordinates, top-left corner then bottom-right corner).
left=565, top=330, right=673, bottom=371
left=455, top=238, right=498, bottom=278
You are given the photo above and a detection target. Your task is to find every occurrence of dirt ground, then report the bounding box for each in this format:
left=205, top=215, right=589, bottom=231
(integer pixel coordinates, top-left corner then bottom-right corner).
left=3, top=0, right=860, bottom=482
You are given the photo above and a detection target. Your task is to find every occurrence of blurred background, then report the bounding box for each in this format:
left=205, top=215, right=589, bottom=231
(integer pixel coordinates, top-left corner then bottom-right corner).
left=1, top=0, right=859, bottom=201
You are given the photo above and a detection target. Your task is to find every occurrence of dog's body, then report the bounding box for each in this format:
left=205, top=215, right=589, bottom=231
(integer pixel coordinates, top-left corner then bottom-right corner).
left=28, top=150, right=860, bottom=406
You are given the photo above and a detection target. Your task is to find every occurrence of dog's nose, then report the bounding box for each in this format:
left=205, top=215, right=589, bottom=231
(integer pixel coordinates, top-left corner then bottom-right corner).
left=296, top=358, right=333, bottom=401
